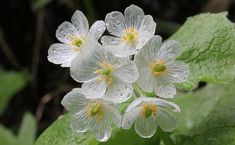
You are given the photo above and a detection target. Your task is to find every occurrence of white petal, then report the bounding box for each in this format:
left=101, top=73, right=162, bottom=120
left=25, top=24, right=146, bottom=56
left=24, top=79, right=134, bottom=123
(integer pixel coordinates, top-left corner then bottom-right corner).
left=47, top=43, right=77, bottom=67
left=103, top=78, right=133, bottom=103
left=61, top=88, right=89, bottom=112
left=113, top=60, right=139, bottom=83
left=124, top=5, right=144, bottom=18
left=136, top=67, right=154, bottom=92
left=105, top=11, right=124, bottom=37
left=70, top=109, right=94, bottom=133
left=87, top=20, right=106, bottom=40
left=122, top=108, right=140, bottom=129
left=56, top=22, right=79, bottom=44
left=103, top=104, right=122, bottom=127
left=154, top=98, right=180, bottom=112
left=82, top=77, right=107, bottom=98
left=157, top=40, right=182, bottom=61
left=126, top=98, right=142, bottom=112
left=134, top=116, right=157, bottom=138
left=94, top=119, right=112, bottom=142
left=136, top=15, right=156, bottom=50
left=71, top=10, right=89, bottom=36
left=154, top=83, right=176, bottom=98
left=165, top=61, right=189, bottom=83
left=156, top=108, right=177, bottom=132
left=70, top=44, right=102, bottom=82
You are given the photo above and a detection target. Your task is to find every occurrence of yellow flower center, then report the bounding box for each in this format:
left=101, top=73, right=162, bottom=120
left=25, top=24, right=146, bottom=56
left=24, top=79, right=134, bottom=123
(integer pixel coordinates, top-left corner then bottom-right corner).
left=94, top=62, right=115, bottom=85
left=141, top=104, right=158, bottom=118
left=122, top=27, right=138, bottom=43
left=150, top=60, right=167, bottom=76
left=70, top=36, right=85, bottom=52
left=87, top=102, right=103, bottom=121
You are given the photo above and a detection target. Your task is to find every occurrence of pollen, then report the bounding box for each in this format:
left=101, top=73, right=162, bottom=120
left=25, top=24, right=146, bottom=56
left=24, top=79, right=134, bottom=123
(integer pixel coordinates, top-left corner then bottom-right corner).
left=70, top=36, right=85, bottom=51
left=87, top=102, right=103, bottom=121
left=122, top=27, right=138, bottom=43
left=140, top=104, right=158, bottom=118
left=94, top=62, right=115, bottom=85
left=150, top=60, right=167, bottom=76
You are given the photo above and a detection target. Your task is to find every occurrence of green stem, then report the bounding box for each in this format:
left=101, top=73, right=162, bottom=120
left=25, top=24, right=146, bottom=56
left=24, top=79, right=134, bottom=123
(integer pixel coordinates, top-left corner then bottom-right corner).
left=132, top=83, right=144, bottom=97
left=159, top=128, right=175, bottom=145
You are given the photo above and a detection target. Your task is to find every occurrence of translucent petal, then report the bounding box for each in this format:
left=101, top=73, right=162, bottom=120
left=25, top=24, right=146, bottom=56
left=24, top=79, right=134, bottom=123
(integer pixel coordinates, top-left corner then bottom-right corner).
left=82, top=77, right=107, bottom=98
left=122, top=107, right=140, bottom=129
left=124, top=5, right=144, bottom=18
left=136, top=15, right=156, bottom=50
left=94, top=119, right=112, bottom=142
left=70, top=109, right=94, bottom=133
left=126, top=98, right=142, bottom=112
left=61, top=88, right=89, bottom=112
left=105, top=11, right=124, bottom=37
left=165, top=61, right=189, bottom=83
left=47, top=43, right=77, bottom=67
left=136, top=67, right=154, bottom=92
left=113, top=60, right=139, bottom=83
left=156, top=108, right=177, bottom=132
left=154, top=83, right=176, bottom=98
left=56, top=22, right=79, bottom=44
left=87, top=20, right=106, bottom=40
left=157, top=40, right=182, bottom=61
left=103, top=103, right=122, bottom=127
left=103, top=78, right=133, bottom=103
left=153, top=98, right=180, bottom=112
left=71, top=10, right=89, bottom=36
left=134, top=116, right=157, bottom=138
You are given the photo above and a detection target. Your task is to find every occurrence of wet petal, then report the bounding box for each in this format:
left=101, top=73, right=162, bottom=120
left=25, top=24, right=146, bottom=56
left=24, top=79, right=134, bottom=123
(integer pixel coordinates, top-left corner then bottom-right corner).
left=122, top=108, right=140, bottom=129
left=48, top=43, right=76, bottom=67
left=124, top=5, right=144, bottom=18
left=156, top=108, right=177, bottom=132
left=94, top=119, right=112, bottom=142
left=136, top=67, right=154, bottom=92
left=153, top=98, right=180, bottom=112
left=71, top=10, right=89, bottom=36
left=87, top=20, right=106, bottom=40
left=105, top=11, right=124, bottom=37
left=154, top=83, right=176, bottom=98
left=134, top=116, right=157, bottom=138
left=61, top=88, right=89, bottom=112
left=56, top=22, right=78, bottom=44
left=165, top=61, right=189, bottom=83
left=126, top=98, right=142, bottom=112
left=157, top=40, right=182, bottom=61
left=103, top=104, right=122, bottom=127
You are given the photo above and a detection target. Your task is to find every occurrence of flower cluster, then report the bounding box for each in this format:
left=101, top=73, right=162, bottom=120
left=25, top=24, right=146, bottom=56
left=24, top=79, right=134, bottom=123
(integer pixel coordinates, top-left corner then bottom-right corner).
left=48, top=5, right=189, bottom=142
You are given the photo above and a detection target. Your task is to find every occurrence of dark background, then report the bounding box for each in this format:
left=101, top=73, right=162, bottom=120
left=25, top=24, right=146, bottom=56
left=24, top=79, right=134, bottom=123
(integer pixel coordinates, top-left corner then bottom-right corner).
left=0, top=0, right=234, bottom=136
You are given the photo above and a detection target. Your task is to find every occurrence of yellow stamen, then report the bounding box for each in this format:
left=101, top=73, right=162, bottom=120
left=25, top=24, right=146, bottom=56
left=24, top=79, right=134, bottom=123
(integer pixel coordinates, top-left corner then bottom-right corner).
left=122, top=27, right=138, bottom=43
left=94, top=62, right=115, bottom=85
left=87, top=102, right=103, bottom=121
left=150, top=60, right=167, bottom=76
left=70, top=36, right=85, bottom=52
left=140, top=104, right=158, bottom=118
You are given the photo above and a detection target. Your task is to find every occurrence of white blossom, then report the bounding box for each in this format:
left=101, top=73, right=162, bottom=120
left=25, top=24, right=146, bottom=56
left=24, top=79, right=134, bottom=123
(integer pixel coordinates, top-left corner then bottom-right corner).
left=134, top=35, right=189, bottom=98
left=101, top=4, right=156, bottom=57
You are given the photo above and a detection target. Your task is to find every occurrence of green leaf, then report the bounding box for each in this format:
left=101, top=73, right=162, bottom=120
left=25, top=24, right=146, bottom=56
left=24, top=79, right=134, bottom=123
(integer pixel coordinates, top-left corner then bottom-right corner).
left=0, top=69, right=29, bottom=115
left=18, top=112, right=37, bottom=145
left=173, top=83, right=235, bottom=145
left=0, top=125, right=16, bottom=145
left=171, top=12, right=235, bottom=90
left=31, top=0, right=52, bottom=10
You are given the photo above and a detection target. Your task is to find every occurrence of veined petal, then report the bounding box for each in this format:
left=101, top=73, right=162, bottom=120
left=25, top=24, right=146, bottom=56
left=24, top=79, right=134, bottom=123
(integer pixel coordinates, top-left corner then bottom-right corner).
left=56, top=22, right=79, bottom=44
left=122, top=108, right=140, bottom=129
left=136, top=67, right=154, bottom=92
left=134, top=116, right=157, bottom=138
left=157, top=40, right=182, bottom=61
left=154, top=83, right=176, bottom=98
left=82, top=77, right=107, bottom=98
left=153, top=98, right=180, bottom=112
left=103, top=78, right=133, bottom=103
left=70, top=109, right=94, bottom=133
left=94, top=119, right=112, bottom=142
left=61, top=88, right=89, bottom=112
left=126, top=98, right=142, bottom=112
left=124, top=5, right=144, bottom=18
left=165, top=61, right=189, bottom=83
left=156, top=108, right=177, bottom=132
left=47, top=43, right=77, bottom=67
left=87, top=20, right=106, bottom=40
left=105, top=11, right=124, bottom=37
left=71, top=10, right=89, bottom=36
left=103, top=104, right=122, bottom=127
left=113, top=60, right=139, bottom=83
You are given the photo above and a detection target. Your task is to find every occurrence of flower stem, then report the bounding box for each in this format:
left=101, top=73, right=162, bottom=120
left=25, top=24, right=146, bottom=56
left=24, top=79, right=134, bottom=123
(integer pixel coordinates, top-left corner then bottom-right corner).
left=132, top=83, right=144, bottom=97
left=159, top=128, right=175, bottom=145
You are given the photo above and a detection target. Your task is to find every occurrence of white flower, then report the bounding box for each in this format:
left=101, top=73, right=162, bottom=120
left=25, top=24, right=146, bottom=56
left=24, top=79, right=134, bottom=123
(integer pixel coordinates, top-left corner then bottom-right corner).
left=70, top=43, right=139, bottom=103
left=134, top=35, right=189, bottom=98
left=48, top=10, right=106, bottom=67
left=61, top=88, right=122, bottom=142
left=122, top=97, right=180, bottom=138
left=101, top=4, right=156, bottom=57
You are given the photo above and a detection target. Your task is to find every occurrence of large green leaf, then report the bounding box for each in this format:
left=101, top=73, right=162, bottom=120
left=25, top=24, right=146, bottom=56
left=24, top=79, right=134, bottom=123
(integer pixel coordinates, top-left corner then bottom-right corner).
left=171, top=12, right=235, bottom=90
left=0, top=69, right=29, bottom=115
left=173, top=83, right=235, bottom=145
